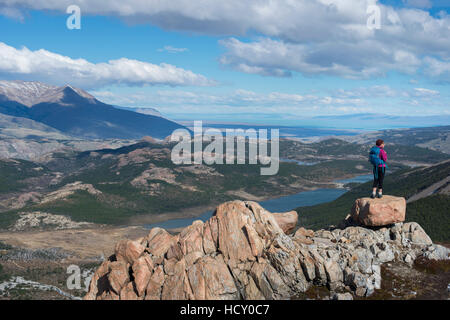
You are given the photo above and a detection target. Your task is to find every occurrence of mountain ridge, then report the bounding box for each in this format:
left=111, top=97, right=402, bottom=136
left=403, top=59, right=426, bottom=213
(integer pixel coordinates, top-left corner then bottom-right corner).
left=0, top=80, right=97, bottom=107
left=0, top=80, right=187, bottom=139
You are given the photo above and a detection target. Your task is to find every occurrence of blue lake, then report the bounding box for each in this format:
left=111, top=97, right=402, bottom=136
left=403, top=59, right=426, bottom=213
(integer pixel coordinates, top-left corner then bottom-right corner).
left=336, top=174, right=373, bottom=184
left=279, top=158, right=319, bottom=166
left=144, top=174, right=373, bottom=230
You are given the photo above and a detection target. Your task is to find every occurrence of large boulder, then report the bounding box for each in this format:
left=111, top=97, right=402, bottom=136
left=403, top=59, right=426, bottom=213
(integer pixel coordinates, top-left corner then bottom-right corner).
left=351, top=195, right=406, bottom=227
left=114, top=239, right=145, bottom=264
left=272, top=210, right=298, bottom=234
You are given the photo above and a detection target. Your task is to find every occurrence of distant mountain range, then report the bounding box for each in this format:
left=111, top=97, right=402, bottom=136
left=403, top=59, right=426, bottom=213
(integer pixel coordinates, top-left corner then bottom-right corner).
left=340, top=125, right=450, bottom=154
left=0, top=80, right=186, bottom=139
left=310, top=113, right=450, bottom=130
left=173, top=113, right=450, bottom=130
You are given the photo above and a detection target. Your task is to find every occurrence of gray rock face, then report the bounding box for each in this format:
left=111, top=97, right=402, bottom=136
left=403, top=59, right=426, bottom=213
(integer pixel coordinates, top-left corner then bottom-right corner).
left=85, top=201, right=446, bottom=300
left=422, top=245, right=450, bottom=261
left=402, top=222, right=433, bottom=246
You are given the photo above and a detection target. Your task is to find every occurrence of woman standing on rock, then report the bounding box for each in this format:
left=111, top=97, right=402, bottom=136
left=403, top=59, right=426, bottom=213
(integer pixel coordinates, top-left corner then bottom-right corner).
left=369, top=139, right=387, bottom=199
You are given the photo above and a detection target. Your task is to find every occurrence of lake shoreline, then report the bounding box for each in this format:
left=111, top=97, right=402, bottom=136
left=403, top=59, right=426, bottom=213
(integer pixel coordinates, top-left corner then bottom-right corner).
left=139, top=172, right=373, bottom=231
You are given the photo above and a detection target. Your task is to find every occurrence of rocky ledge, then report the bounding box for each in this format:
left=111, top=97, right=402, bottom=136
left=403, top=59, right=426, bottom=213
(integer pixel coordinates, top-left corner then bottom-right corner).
left=85, top=196, right=449, bottom=300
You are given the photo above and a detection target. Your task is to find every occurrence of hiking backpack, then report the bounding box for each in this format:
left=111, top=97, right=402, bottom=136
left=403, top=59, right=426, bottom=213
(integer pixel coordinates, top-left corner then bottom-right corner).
left=369, top=146, right=384, bottom=167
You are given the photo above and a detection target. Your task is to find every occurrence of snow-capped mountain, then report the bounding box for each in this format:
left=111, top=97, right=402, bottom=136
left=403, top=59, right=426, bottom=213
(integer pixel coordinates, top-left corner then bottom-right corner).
left=0, top=80, right=96, bottom=107
left=0, top=80, right=187, bottom=139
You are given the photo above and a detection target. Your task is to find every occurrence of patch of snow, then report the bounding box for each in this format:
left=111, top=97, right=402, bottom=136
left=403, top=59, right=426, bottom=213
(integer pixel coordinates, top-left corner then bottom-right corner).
left=0, top=80, right=96, bottom=106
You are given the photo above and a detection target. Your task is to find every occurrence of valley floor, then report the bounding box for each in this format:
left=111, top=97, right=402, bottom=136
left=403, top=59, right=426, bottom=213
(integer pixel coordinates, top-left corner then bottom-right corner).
left=0, top=225, right=148, bottom=260
left=0, top=225, right=149, bottom=300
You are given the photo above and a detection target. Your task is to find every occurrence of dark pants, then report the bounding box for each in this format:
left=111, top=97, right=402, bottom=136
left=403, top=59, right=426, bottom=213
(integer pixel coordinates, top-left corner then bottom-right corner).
left=373, top=167, right=385, bottom=189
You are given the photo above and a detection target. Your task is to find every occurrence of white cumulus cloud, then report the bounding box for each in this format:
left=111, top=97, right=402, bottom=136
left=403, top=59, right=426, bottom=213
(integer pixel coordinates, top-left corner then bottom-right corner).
left=1, top=0, right=450, bottom=81
left=219, top=37, right=424, bottom=79
left=0, top=42, right=215, bottom=89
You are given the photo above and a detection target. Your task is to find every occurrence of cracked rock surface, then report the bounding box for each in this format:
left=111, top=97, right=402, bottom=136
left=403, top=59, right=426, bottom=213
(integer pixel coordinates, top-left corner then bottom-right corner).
left=84, top=199, right=449, bottom=300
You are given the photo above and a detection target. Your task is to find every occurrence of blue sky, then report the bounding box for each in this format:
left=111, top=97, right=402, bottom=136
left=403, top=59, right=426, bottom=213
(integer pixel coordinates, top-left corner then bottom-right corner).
left=0, top=0, right=449, bottom=125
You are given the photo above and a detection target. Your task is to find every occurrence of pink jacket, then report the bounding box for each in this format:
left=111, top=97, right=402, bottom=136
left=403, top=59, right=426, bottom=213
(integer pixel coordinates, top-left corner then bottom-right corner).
left=379, top=147, right=387, bottom=167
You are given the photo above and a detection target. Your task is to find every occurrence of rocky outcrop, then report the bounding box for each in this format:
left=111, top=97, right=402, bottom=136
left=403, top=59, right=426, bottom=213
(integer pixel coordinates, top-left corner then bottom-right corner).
left=85, top=199, right=449, bottom=300
left=351, top=195, right=406, bottom=226
left=11, top=211, right=91, bottom=231
left=272, top=211, right=298, bottom=234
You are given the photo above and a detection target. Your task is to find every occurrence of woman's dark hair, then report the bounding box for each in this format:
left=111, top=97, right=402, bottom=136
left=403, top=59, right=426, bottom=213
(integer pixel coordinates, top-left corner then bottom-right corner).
left=376, top=139, right=384, bottom=146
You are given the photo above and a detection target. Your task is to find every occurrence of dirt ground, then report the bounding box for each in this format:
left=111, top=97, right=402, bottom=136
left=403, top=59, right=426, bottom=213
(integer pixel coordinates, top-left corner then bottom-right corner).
left=0, top=225, right=149, bottom=259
